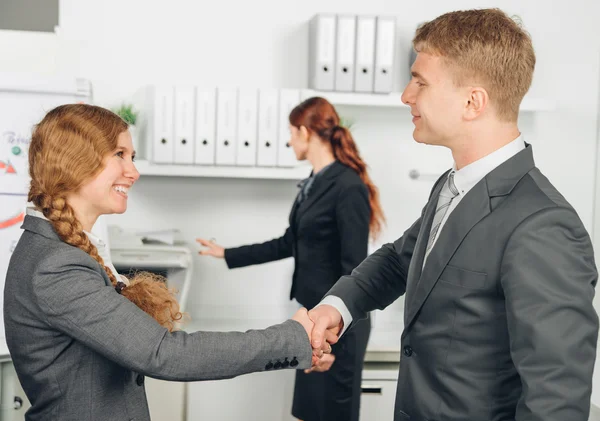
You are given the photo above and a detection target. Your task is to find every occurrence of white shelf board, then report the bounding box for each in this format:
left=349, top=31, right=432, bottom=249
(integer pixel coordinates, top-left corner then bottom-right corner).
left=301, top=89, right=556, bottom=112
left=135, top=160, right=310, bottom=180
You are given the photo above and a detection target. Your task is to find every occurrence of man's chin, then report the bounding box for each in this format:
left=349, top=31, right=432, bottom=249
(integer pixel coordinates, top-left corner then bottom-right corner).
left=413, top=132, right=442, bottom=147
left=413, top=131, right=428, bottom=144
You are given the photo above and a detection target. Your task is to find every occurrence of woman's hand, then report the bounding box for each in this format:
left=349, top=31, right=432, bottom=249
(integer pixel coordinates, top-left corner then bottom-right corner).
left=304, top=353, right=335, bottom=373
left=196, top=238, right=225, bottom=258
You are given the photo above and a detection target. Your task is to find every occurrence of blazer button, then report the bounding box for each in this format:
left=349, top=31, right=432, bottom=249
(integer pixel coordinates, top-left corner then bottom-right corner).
left=136, top=374, right=145, bottom=386
left=274, top=360, right=282, bottom=369
left=265, top=361, right=274, bottom=370
left=290, top=357, right=299, bottom=367
left=282, top=358, right=290, bottom=368
left=403, top=345, right=413, bottom=357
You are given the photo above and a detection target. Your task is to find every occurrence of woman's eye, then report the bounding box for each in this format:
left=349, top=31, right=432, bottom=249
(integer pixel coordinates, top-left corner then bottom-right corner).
left=116, top=151, right=124, bottom=158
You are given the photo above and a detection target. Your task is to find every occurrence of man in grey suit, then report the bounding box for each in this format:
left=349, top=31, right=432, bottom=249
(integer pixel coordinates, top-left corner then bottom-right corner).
left=309, top=8, right=599, bottom=421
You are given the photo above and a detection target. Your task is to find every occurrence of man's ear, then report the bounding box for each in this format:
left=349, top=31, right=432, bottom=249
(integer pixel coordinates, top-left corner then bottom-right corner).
left=464, top=87, right=489, bottom=120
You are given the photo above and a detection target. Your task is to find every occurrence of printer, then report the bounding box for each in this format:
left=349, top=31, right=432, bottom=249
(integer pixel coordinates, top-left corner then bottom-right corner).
left=107, top=225, right=193, bottom=312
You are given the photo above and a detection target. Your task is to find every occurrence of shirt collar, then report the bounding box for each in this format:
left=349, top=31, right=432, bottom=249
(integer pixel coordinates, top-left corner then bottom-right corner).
left=298, top=160, right=337, bottom=190
left=309, top=159, right=336, bottom=180
left=451, top=135, right=525, bottom=196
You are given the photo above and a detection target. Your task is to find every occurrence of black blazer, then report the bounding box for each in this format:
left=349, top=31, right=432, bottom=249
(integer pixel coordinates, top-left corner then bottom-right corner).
left=225, top=161, right=371, bottom=309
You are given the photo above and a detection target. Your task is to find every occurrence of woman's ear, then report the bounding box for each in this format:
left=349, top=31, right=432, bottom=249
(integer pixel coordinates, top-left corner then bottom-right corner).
left=299, top=125, right=310, bottom=141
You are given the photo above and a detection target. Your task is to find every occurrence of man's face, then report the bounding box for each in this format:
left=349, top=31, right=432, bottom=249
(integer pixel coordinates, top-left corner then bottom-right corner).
left=401, top=52, right=468, bottom=148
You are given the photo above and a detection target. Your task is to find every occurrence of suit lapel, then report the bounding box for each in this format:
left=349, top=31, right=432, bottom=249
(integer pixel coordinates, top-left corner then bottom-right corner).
left=404, top=180, right=491, bottom=330
left=403, top=143, right=536, bottom=332
left=403, top=176, right=446, bottom=305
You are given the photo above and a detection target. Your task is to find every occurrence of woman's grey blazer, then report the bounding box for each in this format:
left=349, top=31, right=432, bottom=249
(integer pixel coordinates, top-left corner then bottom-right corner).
left=4, top=216, right=311, bottom=421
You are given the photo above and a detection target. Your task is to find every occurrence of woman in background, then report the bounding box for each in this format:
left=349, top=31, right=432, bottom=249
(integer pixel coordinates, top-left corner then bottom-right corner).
left=3, top=104, right=333, bottom=421
left=198, top=96, right=385, bottom=421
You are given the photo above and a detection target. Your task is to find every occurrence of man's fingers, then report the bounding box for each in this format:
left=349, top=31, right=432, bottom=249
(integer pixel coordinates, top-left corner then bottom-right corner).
left=324, top=329, right=339, bottom=345
left=306, top=353, right=336, bottom=373
left=311, top=317, right=329, bottom=349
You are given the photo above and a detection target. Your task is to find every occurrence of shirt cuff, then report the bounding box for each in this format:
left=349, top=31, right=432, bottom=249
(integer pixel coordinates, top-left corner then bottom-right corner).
left=317, top=296, right=353, bottom=338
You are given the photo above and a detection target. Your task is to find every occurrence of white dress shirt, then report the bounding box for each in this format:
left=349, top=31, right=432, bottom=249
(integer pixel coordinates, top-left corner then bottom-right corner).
left=320, top=135, right=526, bottom=336
left=26, top=207, right=128, bottom=285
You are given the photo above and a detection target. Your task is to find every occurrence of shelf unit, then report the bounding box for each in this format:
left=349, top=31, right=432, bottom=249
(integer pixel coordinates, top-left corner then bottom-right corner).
left=300, top=89, right=557, bottom=112
left=135, top=160, right=311, bottom=180
left=135, top=90, right=555, bottom=179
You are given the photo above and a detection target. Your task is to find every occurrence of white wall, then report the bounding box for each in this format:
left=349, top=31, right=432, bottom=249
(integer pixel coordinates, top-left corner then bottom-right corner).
left=2, top=0, right=600, bottom=408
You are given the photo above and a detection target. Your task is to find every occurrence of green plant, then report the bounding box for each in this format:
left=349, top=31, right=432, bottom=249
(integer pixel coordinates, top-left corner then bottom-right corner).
left=112, top=103, right=138, bottom=126
left=339, top=115, right=355, bottom=131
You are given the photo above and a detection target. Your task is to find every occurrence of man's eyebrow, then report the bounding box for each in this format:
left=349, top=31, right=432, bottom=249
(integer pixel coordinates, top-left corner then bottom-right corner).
left=411, top=71, right=429, bottom=83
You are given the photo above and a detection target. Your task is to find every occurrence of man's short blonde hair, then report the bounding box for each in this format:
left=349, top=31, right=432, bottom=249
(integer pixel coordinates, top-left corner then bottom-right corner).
left=413, top=8, right=536, bottom=122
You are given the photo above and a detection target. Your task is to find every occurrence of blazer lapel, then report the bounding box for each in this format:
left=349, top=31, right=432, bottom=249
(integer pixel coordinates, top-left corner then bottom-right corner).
left=289, top=197, right=301, bottom=234
left=295, top=161, right=344, bottom=225
left=403, top=175, right=446, bottom=304
left=403, top=143, right=536, bottom=332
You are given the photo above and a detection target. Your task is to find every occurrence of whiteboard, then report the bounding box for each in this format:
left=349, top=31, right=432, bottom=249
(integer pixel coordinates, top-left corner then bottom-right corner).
left=0, top=75, right=92, bottom=358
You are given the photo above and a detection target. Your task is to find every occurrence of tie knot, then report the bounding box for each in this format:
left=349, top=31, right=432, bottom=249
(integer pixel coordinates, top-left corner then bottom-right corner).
left=446, top=171, right=460, bottom=197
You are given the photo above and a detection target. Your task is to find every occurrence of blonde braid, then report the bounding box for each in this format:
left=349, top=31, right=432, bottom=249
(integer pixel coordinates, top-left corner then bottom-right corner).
left=35, top=193, right=119, bottom=287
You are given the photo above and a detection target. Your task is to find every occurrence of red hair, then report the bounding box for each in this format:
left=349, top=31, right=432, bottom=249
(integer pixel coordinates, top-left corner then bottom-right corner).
left=289, top=97, right=385, bottom=239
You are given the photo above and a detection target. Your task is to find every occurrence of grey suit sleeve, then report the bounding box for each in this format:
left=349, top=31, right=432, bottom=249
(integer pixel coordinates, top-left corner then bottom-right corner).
left=325, top=215, right=421, bottom=325
left=32, top=253, right=312, bottom=381
left=501, top=207, right=599, bottom=421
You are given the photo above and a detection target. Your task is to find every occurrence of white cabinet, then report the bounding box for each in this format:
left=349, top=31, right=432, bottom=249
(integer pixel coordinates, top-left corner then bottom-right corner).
left=145, top=378, right=185, bottom=421
left=186, top=369, right=296, bottom=421
left=359, top=363, right=398, bottom=421
left=0, top=361, right=30, bottom=421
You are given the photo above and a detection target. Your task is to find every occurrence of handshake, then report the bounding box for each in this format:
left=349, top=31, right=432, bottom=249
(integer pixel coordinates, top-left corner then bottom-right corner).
left=292, top=305, right=343, bottom=374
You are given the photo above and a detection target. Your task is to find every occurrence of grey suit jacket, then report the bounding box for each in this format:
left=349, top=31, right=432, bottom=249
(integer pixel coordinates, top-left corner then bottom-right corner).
left=328, top=144, right=599, bottom=421
left=4, top=216, right=311, bottom=421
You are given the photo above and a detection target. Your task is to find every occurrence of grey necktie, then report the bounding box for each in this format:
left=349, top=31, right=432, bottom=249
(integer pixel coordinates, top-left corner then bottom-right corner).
left=424, top=171, right=460, bottom=260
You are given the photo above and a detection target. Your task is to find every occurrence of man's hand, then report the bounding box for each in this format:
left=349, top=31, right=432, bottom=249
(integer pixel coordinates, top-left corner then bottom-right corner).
left=308, top=304, right=343, bottom=351
left=196, top=238, right=225, bottom=258
left=304, top=353, right=335, bottom=373
left=292, top=308, right=336, bottom=366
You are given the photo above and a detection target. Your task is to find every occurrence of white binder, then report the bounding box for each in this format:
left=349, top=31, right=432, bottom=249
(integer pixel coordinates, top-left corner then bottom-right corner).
left=277, top=89, right=300, bottom=167
left=135, top=85, right=174, bottom=164
left=354, top=16, right=376, bottom=93
left=309, top=14, right=336, bottom=91
left=194, top=88, right=216, bottom=165
left=235, top=88, right=258, bottom=166
left=334, top=15, right=356, bottom=92
left=215, top=88, right=237, bottom=165
left=374, top=16, right=396, bottom=93
left=173, top=86, right=195, bottom=164
left=256, top=88, right=279, bottom=167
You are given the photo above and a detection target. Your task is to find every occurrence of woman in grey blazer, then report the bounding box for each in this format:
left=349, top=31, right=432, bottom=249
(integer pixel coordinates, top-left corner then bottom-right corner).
left=3, top=104, right=333, bottom=421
